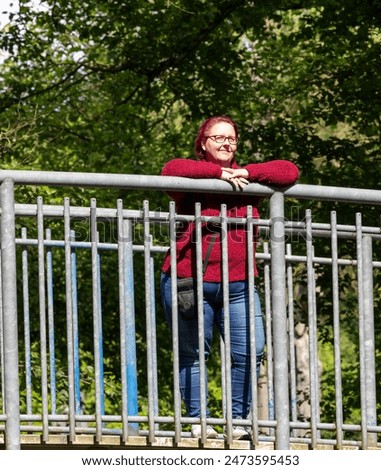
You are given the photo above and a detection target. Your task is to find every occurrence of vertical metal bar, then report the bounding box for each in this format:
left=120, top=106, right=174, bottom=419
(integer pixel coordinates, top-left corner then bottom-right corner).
left=220, top=226, right=230, bottom=434
left=21, top=227, right=33, bottom=415
left=263, top=241, right=275, bottom=432
left=64, top=198, right=76, bottom=442
left=220, top=204, right=233, bottom=444
left=169, top=201, right=182, bottom=443
left=1, top=178, right=20, bottom=449
left=305, top=209, right=319, bottom=447
left=311, top=245, right=320, bottom=439
left=220, top=333, right=226, bottom=432
left=117, top=200, right=139, bottom=440
left=269, top=190, right=289, bottom=450
left=356, top=213, right=368, bottom=449
left=246, top=205, right=258, bottom=442
left=362, top=235, right=377, bottom=448
left=150, top=254, right=159, bottom=427
left=90, top=198, right=103, bottom=442
left=286, top=243, right=297, bottom=437
left=97, top=237, right=105, bottom=416
left=37, top=197, right=49, bottom=442
left=143, top=200, right=156, bottom=441
left=330, top=211, right=344, bottom=448
left=46, top=229, right=57, bottom=416
left=117, top=202, right=128, bottom=442
left=195, top=202, right=208, bottom=443
left=0, top=249, right=4, bottom=414
left=124, top=217, right=139, bottom=431
left=70, top=230, right=81, bottom=415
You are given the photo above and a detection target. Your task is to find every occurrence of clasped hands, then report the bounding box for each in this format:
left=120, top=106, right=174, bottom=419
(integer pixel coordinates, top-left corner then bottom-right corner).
left=221, top=167, right=250, bottom=190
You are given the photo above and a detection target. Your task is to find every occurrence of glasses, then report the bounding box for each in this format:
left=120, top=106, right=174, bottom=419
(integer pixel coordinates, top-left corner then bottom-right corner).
left=206, top=135, right=238, bottom=145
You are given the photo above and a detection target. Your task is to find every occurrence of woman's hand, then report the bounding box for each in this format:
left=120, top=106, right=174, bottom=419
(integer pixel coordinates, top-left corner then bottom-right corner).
left=221, top=167, right=250, bottom=190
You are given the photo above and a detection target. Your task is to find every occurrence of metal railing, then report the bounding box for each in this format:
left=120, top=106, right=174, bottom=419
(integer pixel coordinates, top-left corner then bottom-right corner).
left=0, top=170, right=380, bottom=450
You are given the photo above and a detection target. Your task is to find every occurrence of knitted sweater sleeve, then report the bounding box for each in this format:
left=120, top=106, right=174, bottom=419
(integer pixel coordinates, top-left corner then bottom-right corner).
left=245, top=160, right=299, bottom=187
left=161, top=158, right=222, bottom=179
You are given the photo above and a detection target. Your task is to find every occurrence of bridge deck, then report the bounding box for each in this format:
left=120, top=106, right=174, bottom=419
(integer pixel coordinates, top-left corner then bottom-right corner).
left=1, top=435, right=379, bottom=450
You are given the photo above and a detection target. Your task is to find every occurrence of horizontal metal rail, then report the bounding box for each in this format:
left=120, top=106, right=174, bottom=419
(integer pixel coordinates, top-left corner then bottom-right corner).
left=0, top=169, right=381, bottom=204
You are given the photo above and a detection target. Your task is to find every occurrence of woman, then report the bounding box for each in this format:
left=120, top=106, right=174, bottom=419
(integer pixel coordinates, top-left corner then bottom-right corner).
left=160, top=116, right=299, bottom=439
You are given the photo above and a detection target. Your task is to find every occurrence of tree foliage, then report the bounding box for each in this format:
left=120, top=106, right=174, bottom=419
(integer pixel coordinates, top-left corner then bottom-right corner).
left=1, top=0, right=378, bottom=182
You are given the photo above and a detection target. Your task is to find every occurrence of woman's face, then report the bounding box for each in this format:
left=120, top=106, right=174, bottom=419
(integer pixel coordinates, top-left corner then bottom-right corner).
left=202, top=122, right=237, bottom=166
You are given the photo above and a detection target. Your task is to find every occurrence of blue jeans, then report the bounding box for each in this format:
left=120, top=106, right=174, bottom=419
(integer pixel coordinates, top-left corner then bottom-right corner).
left=160, top=273, right=265, bottom=419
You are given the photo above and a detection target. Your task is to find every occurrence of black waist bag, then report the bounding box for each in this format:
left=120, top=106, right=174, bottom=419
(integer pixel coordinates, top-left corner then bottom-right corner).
left=176, top=233, right=217, bottom=321
left=177, top=277, right=196, bottom=319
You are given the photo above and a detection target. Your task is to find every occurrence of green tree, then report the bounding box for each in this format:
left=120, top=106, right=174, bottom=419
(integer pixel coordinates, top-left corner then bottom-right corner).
left=1, top=0, right=380, bottom=431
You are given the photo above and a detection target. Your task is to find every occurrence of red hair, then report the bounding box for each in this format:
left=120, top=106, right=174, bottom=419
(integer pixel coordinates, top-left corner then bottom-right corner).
left=194, top=116, right=239, bottom=160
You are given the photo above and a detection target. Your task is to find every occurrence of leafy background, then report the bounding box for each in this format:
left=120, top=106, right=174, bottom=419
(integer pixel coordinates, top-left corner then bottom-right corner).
left=1, top=0, right=380, bottom=438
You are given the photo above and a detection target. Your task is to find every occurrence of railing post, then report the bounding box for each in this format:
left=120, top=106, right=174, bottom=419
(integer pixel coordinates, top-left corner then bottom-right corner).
left=362, top=235, right=377, bottom=448
left=117, top=201, right=139, bottom=441
left=269, top=190, right=290, bottom=450
left=0, top=178, right=20, bottom=449
left=124, top=218, right=139, bottom=432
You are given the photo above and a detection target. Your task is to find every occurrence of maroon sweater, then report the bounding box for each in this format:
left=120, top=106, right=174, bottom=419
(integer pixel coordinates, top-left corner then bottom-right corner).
left=161, top=158, right=299, bottom=282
